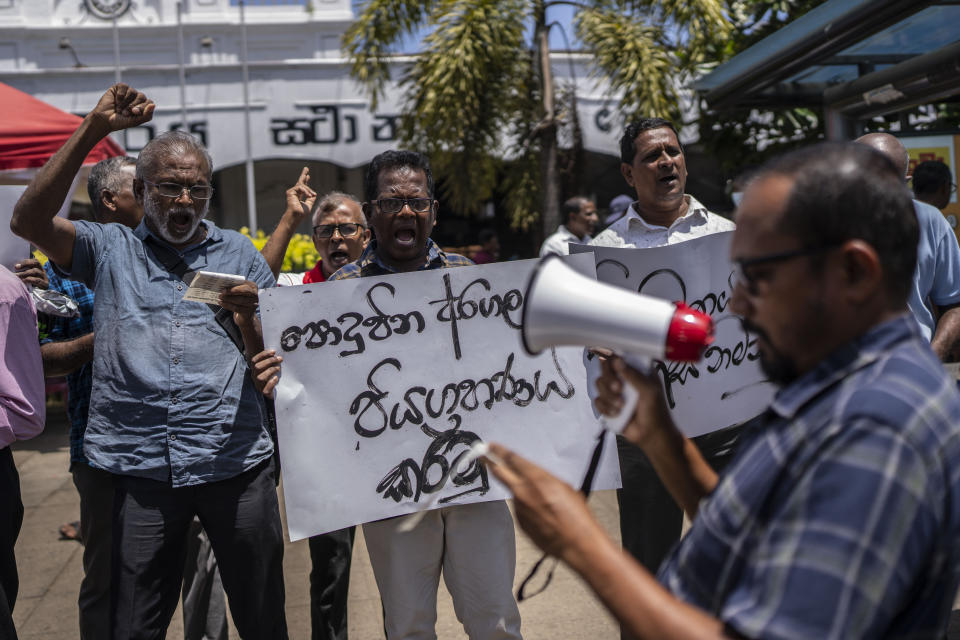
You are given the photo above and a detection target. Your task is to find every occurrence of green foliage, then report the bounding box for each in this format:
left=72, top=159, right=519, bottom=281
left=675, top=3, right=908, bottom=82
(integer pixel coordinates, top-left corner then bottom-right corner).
left=576, top=7, right=681, bottom=124
left=697, top=0, right=829, bottom=175
left=400, top=0, right=529, bottom=214
left=344, top=0, right=732, bottom=231
left=238, top=227, right=320, bottom=273
left=343, top=0, right=437, bottom=110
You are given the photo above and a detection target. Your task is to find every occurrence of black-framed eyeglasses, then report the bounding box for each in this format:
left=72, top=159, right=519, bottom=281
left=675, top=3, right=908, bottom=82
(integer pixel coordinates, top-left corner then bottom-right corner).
left=375, top=197, right=432, bottom=214
left=732, top=245, right=837, bottom=295
left=312, top=223, right=366, bottom=239
left=143, top=180, right=214, bottom=200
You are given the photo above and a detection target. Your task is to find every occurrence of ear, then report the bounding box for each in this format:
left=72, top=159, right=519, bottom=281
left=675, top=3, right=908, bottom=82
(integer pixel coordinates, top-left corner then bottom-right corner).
left=620, top=163, right=635, bottom=188
left=431, top=200, right=439, bottom=229
left=133, top=178, right=145, bottom=205
left=361, top=226, right=372, bottom=247
left=838, top=239, right=884, bottom=304
left=101, top=189, right=118, bottom=213
left=362, top=201, right=372, bottom=220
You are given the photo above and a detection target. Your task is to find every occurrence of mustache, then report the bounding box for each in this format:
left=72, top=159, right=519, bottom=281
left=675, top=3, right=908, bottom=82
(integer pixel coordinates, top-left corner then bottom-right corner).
left=739, top=318, right=769, bottom=342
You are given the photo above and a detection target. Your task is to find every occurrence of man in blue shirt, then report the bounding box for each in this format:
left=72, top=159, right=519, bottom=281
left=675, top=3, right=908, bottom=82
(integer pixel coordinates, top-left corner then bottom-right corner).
left=486, top=142, right=960, bottom=639
left=856, top=133, right=960, bottom=360
left=16, top=155, right=227, bottom=640
left=10, top=84, right=286, bottom=639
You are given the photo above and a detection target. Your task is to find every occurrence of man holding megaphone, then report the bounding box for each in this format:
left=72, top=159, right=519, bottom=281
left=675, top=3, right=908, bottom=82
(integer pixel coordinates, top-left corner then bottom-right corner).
left=488, top=143, right=960, bottom=639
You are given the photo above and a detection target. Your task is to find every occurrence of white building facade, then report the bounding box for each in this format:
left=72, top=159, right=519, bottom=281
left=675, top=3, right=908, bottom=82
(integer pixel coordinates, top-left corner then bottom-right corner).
left=0, top=0, right=622, bottom=233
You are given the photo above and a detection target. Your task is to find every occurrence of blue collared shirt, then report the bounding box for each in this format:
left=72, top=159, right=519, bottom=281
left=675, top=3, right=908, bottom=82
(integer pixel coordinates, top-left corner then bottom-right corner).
left=57, top=219, right=276, bottom=486
left=328, top=238, right=473, bottom=280
left=658, top=315, right=960, bottom=639
left=907, top=199, right=960, bottom=341
left=41, top=261, right=95, bottom=464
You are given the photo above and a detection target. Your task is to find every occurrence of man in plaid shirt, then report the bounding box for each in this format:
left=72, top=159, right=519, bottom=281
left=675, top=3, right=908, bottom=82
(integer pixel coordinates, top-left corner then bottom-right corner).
left=21, top=157, right=139, bottom=640
left=486, top=142, right=960, bottom=639
left=253, top=150, right=521, bottom=639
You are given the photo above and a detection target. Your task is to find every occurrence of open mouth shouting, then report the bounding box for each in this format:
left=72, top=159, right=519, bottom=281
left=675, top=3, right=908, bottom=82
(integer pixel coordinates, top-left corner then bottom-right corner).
left=169, top=209, right=196, bottom=236
left=394, top=226, right=418, bottom=248
left=658, top=173, right=680, bottom=189
left=327, top=249, right=351, bottom=269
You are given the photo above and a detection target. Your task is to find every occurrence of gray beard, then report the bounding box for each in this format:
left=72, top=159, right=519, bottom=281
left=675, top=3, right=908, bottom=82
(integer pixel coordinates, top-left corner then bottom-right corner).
left=145, top=197, right=207, bottom=245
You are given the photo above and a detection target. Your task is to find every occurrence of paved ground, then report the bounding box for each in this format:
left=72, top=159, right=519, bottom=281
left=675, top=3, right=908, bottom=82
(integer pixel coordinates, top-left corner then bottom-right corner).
left=10, top=405, right=622, bottom=639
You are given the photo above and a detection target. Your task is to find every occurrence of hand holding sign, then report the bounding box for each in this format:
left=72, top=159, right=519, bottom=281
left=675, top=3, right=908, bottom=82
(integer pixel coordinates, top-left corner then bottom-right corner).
left=251, top=349, right=283, bottom=397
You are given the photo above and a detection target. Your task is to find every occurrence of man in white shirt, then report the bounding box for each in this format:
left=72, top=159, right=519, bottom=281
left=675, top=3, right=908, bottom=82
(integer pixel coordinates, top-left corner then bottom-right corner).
left=589, top=119, right=739, bottom=640
left=539, top=196, right=598, bottom=256
left=592, top=121, right=733, bottom=248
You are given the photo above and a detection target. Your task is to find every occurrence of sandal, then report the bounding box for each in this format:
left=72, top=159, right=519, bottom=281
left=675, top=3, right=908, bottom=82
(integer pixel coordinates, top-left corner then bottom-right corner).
left=59, top=520, right=82, bottom=542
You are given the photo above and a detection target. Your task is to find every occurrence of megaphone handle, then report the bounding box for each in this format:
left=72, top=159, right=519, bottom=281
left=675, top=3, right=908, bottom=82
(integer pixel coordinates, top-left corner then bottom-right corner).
left=600, top=354, right=649, bottom=434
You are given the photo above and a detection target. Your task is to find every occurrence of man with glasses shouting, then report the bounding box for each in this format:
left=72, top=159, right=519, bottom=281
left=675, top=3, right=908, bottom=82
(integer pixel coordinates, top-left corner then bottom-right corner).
left=335, top=150, right=522, bottom=640
left=262, top=167, right=370, bottom=286
left=254, top=150, right=523, bottom=639
left=10, top=84, right=287, bottom=639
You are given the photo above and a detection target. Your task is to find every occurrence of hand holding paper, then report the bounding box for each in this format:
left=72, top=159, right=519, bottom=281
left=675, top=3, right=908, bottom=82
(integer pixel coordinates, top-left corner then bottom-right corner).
left=183, top=270, right=247, bottom=304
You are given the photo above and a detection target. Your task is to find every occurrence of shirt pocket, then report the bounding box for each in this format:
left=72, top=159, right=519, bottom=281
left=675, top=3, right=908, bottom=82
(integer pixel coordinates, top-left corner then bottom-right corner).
left=179, top=320, right=245, bottom=424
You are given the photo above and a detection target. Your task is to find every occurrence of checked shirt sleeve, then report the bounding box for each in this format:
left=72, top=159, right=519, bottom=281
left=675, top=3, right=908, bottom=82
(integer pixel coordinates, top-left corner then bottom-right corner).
left=720, top=418, right=941, bottom=640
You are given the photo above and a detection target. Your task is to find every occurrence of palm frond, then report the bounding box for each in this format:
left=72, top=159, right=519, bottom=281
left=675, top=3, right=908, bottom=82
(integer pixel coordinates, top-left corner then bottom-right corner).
left=343, top=0, right=437, bottom=109
left=577, top=7, right=680, bottom=123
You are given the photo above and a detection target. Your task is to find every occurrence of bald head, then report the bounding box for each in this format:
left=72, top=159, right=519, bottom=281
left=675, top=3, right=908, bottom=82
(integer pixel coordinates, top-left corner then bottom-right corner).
left=855, top=133, right=909, bottom=179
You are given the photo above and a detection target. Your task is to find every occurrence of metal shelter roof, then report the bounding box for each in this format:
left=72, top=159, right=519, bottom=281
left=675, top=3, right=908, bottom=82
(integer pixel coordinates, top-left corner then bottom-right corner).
left=695, top=0, right=960, bottom=137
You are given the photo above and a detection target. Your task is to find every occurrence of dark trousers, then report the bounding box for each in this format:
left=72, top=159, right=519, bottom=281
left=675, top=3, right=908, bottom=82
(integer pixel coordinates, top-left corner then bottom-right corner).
left=110, top=459, right=287, bottom=640
left=72, top=461, right=115, bottom=640
left=0, top=447, right=22, bottom=640
left=181, top=518, right=228, bottom=640
left=616, top=424, right=743, bottom=640
left=308, top=526, right=355, bottom=640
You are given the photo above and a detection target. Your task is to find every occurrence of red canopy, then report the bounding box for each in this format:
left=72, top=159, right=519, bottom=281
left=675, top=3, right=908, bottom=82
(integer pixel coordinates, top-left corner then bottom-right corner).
left=0, top=83, right=125, bottom=171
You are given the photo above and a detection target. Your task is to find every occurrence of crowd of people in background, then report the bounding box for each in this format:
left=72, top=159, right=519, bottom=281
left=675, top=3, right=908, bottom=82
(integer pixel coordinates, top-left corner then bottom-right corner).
left=1, top=81, right=960, bottom=640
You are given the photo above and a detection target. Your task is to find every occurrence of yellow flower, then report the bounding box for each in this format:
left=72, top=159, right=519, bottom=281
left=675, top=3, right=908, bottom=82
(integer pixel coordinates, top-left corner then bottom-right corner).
left=235, top=228, right=319, bottom=273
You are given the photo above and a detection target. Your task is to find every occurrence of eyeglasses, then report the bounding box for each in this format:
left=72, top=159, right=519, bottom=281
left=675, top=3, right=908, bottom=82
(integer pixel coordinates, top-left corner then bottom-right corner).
left=143, top=180, right=214, bottom=200
left=312, top=223, right=366, bottom=238
left=375, top=197, right=432, bottom=214
left=732, top=245, right=837, bottom=295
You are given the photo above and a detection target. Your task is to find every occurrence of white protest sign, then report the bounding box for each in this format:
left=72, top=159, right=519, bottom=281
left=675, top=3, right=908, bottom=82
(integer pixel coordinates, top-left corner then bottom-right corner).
left=0, top=186, right=30, bottom=269
left=260, top=254, right=620, bottom=540
left=572, top=232, right=774, bottom=437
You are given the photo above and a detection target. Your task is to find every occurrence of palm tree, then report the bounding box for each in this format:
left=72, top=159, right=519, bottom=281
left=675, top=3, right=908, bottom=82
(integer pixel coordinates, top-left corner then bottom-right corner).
left=344, top=0, right=730, bottom=240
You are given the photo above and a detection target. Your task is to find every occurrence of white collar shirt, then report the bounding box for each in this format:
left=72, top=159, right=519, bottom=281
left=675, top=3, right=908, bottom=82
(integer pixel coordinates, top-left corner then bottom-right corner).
left=590, top=195, right=735, bottom=249
left=539, top=224, right=591, bottom=257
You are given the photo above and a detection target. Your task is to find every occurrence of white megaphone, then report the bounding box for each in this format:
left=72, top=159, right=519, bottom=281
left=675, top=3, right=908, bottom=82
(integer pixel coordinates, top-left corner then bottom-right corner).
left=521, top=255, right=714, bottom=431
